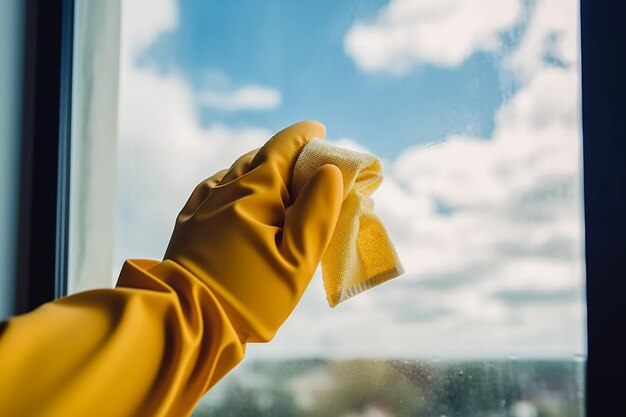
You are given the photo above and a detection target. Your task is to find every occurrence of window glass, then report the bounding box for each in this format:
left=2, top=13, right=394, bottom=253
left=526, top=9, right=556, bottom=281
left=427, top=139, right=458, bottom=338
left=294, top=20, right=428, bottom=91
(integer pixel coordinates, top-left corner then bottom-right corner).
left=113, top=0, right=586, bottom=415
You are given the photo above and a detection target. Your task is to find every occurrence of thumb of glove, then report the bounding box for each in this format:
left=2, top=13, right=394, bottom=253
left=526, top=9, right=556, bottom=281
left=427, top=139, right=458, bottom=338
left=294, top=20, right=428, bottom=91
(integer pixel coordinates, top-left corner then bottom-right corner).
left=281, top=164, right=344, bottom=283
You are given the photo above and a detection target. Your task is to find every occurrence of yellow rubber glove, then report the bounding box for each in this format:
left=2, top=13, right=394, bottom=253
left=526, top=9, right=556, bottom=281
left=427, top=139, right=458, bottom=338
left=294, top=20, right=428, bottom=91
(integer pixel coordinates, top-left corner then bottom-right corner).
left=164, top=120, right=344, bottom=342
left=0, top=260, right=245, bottom=417
left=0, top=121, right=343, bottom=417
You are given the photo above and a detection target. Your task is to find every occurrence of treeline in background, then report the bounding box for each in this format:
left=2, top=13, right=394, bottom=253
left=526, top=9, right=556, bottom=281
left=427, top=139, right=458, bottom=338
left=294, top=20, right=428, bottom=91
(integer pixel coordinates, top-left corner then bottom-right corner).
left=193, top=359, right=585, bottom=417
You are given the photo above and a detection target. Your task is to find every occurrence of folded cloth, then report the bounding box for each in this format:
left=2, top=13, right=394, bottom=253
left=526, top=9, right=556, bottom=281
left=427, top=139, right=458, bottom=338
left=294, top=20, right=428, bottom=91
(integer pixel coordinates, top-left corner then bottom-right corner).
left=292, top=139, right=405, bottom=307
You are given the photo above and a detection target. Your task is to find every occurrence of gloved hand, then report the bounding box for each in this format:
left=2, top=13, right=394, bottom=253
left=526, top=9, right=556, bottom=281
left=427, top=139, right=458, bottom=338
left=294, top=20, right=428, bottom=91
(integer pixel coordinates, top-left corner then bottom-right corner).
left=163, top=121, right=344, bottom=343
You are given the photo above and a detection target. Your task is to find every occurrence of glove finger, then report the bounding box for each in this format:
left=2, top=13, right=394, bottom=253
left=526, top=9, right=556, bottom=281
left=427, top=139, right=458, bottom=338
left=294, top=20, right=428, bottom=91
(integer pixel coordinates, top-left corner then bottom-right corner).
left=281, top=164, right=343, bottom=278
left=219, top=148, right=259, bottom=185
left=246, top=121, right=326, bottom=205
left=178, top=168, right=229, bottom=220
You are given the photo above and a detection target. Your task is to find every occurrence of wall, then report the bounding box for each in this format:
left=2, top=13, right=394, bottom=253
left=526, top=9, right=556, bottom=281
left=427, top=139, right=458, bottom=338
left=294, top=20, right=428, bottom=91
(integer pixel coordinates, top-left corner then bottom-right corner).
left=68, top=0, right=122, bottom=292
left=0, top=0, right=25, bottom=318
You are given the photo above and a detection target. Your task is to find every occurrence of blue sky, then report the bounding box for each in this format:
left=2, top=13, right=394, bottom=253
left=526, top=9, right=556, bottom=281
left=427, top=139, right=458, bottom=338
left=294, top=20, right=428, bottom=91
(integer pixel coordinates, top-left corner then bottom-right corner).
left=117, top=0, right=585, bottom=358
left=138, top=0, right=514, bottom=158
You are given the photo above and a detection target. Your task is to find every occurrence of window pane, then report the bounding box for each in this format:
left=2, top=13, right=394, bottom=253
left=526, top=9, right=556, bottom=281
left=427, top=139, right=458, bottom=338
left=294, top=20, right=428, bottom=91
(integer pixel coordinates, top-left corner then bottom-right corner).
left=87, top=0, right=588, bottom=415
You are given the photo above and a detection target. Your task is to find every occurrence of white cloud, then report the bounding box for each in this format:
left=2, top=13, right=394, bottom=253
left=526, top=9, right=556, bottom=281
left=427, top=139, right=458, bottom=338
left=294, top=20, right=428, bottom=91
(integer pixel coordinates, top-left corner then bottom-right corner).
left=358, top=65, right=583, bottom=357
left=120, top=0, right=178, bottom=61
left=344, top=0, right=522, bottom=73
left=197, top=84, right=282, bottom=111
left=506, top=0, right=579, bottom=80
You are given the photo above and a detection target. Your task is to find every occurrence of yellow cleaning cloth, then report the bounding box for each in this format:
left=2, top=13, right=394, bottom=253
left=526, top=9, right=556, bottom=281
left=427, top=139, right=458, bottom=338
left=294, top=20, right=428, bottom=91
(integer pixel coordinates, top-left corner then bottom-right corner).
left=292, top=138, right=405, bottom=307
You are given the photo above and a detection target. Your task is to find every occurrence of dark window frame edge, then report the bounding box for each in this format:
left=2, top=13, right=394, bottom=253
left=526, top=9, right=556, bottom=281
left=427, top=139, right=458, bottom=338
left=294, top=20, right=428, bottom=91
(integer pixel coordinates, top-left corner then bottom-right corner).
left=581, top=0, right=626, bottom=415
left=15, top=0, right=74, bottom=314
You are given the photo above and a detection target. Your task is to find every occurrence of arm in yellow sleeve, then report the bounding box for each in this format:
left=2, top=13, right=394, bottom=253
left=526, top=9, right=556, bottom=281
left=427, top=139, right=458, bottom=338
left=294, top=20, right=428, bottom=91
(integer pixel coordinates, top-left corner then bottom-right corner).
left=0, top=259, right=244, bottom=417
left=0, top=121, right=344, bottom=417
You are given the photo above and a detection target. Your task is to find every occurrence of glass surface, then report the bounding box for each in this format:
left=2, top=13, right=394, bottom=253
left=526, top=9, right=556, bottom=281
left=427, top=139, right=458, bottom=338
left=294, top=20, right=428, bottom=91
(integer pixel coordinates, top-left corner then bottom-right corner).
left=114, top=0, right=585, bottom=415
left=193, top=359, right=584, bottom=417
